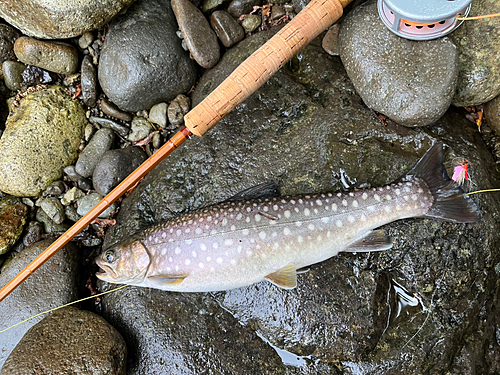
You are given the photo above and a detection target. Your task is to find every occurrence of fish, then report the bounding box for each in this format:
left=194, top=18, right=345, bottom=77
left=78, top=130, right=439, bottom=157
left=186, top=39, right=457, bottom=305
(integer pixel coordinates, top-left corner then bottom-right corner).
left=95, top=143, right=481, bottom=292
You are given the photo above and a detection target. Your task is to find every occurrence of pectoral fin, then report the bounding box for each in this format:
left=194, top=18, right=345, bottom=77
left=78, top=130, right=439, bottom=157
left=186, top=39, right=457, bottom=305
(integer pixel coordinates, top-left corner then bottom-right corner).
left=148, top=274, right=187, bottom=286
left=344, top=230, right=393, bottom=253
left=266, top=264, right=297, bottom=289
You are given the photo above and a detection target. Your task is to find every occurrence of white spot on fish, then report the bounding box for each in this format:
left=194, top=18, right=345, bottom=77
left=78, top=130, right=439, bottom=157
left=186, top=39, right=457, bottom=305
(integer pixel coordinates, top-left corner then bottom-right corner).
left=185, top=259, right=191, bottom=265
left=385, top=195, right=391, bottom=201
left=170, top=228, right=174, bottom=234
left=284, top=228, right=291, bottom=235
left=368, top=206, right=375, bottom=212
left=304, top=208, right=311, bottom=216
left=374, top=194, right=380, bottom=201
left=222, top=218, right=228, bottom=226
left=395, top=189, right=401, bottom=196
left=224, top=239, right=234, bottom=246
left=246, top=217, right=251, bottom=223
left=230, top=225, right=236, bottom=231
left=166, top=267, right=171, bottom=272
left=412, top=195, right=418, bottom=201
left=263, top=206, right=269, bottom=212
left=332, top=203, right=337, bottom=211
left=231, top=259, right=237, bottom=265
left=384, top=206, right=391, bottom=213
left=206, top=256, right=212, bottom=262
left=175, top=266, right=179, bottom=271
left=295, top=221, right=302, bottom=227
left=404, top=196, right=409, bottom=201
left=237, top=245, right=243, bottom=253
left=169, top=257, right=173, bottom=262
left=342, top=200, right=348, bottom=206
left=162, top=232, right=167, bottom=239
left=396, top=206, right=401, bottom=211
left=337, top=193, right=342, bottom=197
left=348, top=215, right=355, bottom=223
left=185, top=228, right=190, bottom=234
left=236, top=213, right=242, bottom=220
left=294, top=207, right=300, bottom=213
left=298, top=236, right=304, bottom=243
left=298, top=199, right=304, bottom=204
left=259, top=231, right=267, bottom=240
left=308, top=224, right=315, bottom=230
left=261, top=253, right=267, bottom=259
left=349, top=192, right=354, bottom=197
left=352, top=200, right=358, bottom=207
left=336, top=220, right=343, bottom=228
left=242, top=229, right=250, bottom=235
left=246, top=250, right=253, bottom=257
left=284, top=210, right=291, bottom=219
left=149, top=236, right=152, bottom=242
left=321, top=217, right=330, bottom=224
left=175, top=247, right=181, bottom=254
left=273, top=204, right=279, bottom=211
left=326, top=231, right=332, bottom=238
left=199, top=263, right=204, bottom=268
left=417, top=188, right=424, bottom=193
left=192, top=251, right=197, bottom=258
left=316, top=200, right=323, bottom=206
left=186, top=239, right=193, bottom=245
left=255, top=214, right=261, bottom=222
left=207, top=216, right=212, bottom=222
left=195, top=227, right=203, bottom=235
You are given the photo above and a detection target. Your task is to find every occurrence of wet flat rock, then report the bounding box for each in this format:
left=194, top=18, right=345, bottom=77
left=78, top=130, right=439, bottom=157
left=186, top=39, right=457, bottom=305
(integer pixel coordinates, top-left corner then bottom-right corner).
left=0, top=0, right=135, bottom=39
left=0, top=240, right=80, bottom=369
left=337, top=0, right=458, bottom=127
left=101, top=28, right=500, bottom=374
left=1, top=307, right=126, bottom=375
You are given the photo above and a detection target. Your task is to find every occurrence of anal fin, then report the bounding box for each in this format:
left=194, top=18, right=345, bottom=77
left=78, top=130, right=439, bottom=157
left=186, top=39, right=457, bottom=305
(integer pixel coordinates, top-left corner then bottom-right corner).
left=148, top=274, right=187, bottom=286
left=344, top=230, right=393, bottom=253
left=266, top=263, right=297, bottom=289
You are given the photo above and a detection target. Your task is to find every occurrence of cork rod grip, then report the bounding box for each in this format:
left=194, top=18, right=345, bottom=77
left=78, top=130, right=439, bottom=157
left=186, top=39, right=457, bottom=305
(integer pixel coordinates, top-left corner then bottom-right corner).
left=184, top=0, right=345, bottom=136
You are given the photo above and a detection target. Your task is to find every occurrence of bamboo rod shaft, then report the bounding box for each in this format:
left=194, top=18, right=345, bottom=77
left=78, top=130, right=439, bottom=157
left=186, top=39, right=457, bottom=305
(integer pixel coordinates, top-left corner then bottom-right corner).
left=184, top=0, right=346, bottom=136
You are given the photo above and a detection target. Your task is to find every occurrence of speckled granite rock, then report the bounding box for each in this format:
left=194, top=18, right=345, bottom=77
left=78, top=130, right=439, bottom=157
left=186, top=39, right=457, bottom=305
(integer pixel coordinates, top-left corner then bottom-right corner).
left=0, top=85, right=87, bottom=196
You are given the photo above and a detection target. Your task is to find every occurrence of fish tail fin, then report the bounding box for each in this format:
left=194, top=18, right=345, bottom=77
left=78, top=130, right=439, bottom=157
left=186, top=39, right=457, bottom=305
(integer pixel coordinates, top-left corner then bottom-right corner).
left=406, top=143, right=481, bottom=223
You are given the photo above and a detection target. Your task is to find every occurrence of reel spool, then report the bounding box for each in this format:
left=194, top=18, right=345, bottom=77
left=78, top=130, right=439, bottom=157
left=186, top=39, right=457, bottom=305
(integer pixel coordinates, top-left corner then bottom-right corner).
left=378, top=0, right=473, bottom=40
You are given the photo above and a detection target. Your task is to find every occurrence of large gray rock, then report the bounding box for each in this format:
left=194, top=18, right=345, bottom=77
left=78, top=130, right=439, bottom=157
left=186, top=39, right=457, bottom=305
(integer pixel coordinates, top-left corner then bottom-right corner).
left=338, top=0, right=458, bottom=127
left=100, top=28, right=500, bottom=374
left=0, top=240, right=80, bottom=369
left=1, top=307, right=127, bottom=375
left=0, top=85, right=87, bottom=197
left=0, top=0, right=136, bottom=39
left=0, top=86, right=87, bottom=197
left=98, top=0, right=197, bottom=112
left=449, top=0, right=500, bottom=107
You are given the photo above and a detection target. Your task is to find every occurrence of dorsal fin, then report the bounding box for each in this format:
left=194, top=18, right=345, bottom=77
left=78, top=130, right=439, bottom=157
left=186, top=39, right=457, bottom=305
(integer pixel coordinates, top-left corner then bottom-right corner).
left=266, top=264, right=297, bottom=289
left=226, top=182, right=280, bottom=202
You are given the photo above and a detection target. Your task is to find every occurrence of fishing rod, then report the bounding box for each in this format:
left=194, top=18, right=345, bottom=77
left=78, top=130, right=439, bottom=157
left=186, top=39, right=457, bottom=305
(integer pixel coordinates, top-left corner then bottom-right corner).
left=0, top=0, right=353, bottom=303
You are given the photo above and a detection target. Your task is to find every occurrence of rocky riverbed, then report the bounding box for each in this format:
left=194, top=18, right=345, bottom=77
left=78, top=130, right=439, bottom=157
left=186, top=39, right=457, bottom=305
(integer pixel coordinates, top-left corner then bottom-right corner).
left=0, top=0, right=500, bottom=374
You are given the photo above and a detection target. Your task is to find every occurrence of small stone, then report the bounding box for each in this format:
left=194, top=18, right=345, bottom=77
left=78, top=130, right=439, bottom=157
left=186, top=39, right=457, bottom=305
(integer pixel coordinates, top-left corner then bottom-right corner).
left=61, top=187, right=86, bottom=206
left=21, top=65, right=53, bottom=87
left=77, top=178, right=93, bottom=192
left=0, top=24, right=21, bottom=63
left=100, top=98, right=133, bottom=121
left=92, top=147, right=147, bottom=196
left=36, top=209, right=71, bottom=233
left=201, top=0, right=226, bottom=13
left=168, top=101, right=184, bottom=126
left=63, top=166, right=82, bottom=183
left=227, top=0, right=262, bottom=18
left=322, top=24, right=340, bottom=56
left=89, top=116, right=130, bottom=138
left=149, top=102, right=168, bottom=127
left=128, top=116, right=153, bottom=142
left=21, top=198, right=34, bottom=208
left=64, top=205, right=81, bottom=222
left=14, top=37, right=78, bottom=75
left=81, top=55, right=97, bottom=106
left=152, top=132, right=162, bottom=149
left=75, top=128, right=115, bottom=178
left=84, top=123, right=95, bottom=142
left=0, top=197, right=28, bottom=255
left=40, top=197, right=65, bottom=224
left=242, top=15, right=261, bottom=33
left=484, top=95, right=500, bottom=134
left=76, top=193, right=117, bottom=219
left=2, top=60, right=27, bottom=91
left=172, top=0, right=220, bottom=68
left=78, top=32, right=94, bottom=49
left=22, top=221, right=44, bottom=247
left=43, top=181, right=65, bottom=196
left=1, top=307, right=127, bottom=375
left=271, top=5, right=285, bottom=20
left=210, top=11, right=244, bottom=48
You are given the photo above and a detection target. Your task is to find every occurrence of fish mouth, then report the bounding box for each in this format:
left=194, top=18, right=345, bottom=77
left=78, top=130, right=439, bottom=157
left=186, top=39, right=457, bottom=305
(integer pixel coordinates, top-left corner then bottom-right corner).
left=96, top=265, right=118, bottom=280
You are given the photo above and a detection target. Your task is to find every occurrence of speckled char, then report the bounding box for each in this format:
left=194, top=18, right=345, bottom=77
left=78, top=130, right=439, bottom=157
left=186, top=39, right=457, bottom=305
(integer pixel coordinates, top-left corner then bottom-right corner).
left=118, top=179, right=432, bottom=292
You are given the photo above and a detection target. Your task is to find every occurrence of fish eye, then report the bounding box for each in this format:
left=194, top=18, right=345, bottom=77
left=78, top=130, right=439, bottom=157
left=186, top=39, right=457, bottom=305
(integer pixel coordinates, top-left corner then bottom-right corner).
left=104, top=250, right=116, bottom=263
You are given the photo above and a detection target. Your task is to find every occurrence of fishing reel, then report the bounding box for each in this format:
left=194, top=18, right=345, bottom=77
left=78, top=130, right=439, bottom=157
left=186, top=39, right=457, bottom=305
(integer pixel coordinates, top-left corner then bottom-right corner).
left=378, top=0, right=473, bottom=40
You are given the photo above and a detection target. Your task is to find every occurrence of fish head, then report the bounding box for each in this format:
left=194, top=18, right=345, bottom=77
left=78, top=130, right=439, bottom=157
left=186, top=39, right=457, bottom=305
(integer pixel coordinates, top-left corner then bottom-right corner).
left=96, top=237, right=151, bottom=284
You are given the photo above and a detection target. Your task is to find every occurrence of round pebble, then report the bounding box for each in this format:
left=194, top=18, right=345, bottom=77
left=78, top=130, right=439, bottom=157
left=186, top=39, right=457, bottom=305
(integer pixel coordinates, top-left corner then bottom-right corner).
left=92, top=147, right=147, bottom=196
left=210, top=11, right=244, bottom=48
left=76, top=193, right=117, bottom=219
left=22, top=221, right=43, bottom=247
left=227, top=0, right=262, bottom=18
left=43, top=181, right=65, bottom=196
left=78, top=32, right=94, bottom=49
left=14, top=37, right=78, bottom=74
left=128, top=117, right=153, bottom=142
left=322, top=24, right=340, bottom=56
left=64, top=205, right=81, bottom=222
left=89, top=116, right=130, bottom=138
left=61, top=187, right=86, bottom=206
left=149, top=102, right=168, bottom=127
left=2, top=61, right=27, bottom=91
left=242, top=15, right=261, bottom=33
left=168, top=101, right=184, bottom=126
left=40, top=197, right=65, bottom=224
left=75, top=128, right=115, bottom=178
